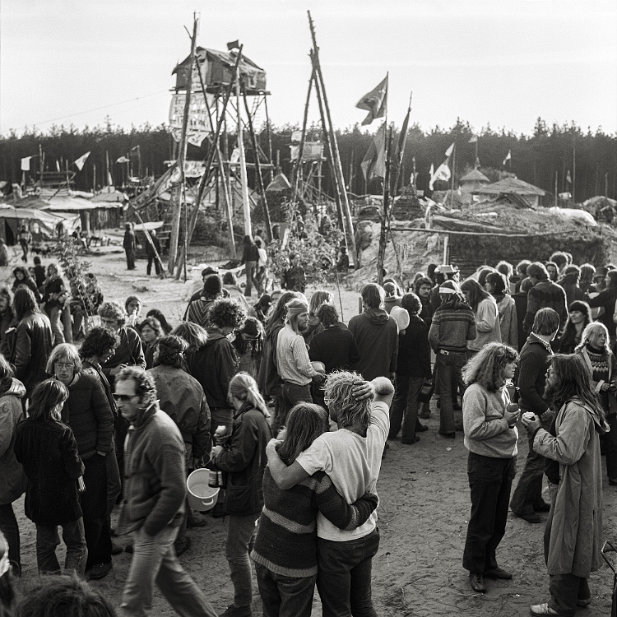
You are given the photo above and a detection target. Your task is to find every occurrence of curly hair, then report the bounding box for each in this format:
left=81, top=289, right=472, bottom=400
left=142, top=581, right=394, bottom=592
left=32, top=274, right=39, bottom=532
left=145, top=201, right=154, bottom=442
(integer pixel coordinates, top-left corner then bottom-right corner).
left=155, top=335, right=187, bottom=368
left=206, top=298, right=246, bottom=330
left=79, top=327, right=118, bottom=360
left=98, top=301, right=126, bottom=326
left=316, top=303, right=339, bottom=327
left=324, top=371, right=372, bottom=434
left=462, top=342, right=518, bottom=391
left=400, top=292, right=421, bottom=316
left=116, top=366, right=156, bottom=403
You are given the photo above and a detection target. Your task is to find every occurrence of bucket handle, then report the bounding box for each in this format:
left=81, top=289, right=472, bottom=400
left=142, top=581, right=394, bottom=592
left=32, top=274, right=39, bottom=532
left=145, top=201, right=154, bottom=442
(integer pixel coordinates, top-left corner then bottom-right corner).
left=200, top=494, right=216, bottom=508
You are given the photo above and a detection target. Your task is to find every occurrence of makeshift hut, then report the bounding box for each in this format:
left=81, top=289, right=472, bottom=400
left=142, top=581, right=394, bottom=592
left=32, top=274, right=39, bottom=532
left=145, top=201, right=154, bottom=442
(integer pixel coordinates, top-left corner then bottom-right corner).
left=459, top=168, right=490, bottom=204
left=472, top=176, right=546, bottom=207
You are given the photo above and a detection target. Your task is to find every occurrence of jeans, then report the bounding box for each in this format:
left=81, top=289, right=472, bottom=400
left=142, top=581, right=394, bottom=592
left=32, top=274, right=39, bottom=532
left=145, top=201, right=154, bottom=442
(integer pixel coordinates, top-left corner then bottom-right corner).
left=510, top=413, right=552, bottom=515
left=0, top=503, right=20, bottom=570
left=81, top=454, right=112, bottom=569
left=146, top=255, right=161, bottom=276
left=435, top=352, right=466, bottom=434
left=120, top=525, right=217, bottom=617
left=278, top=382, right=312, bottom=432
left=125, top=249, right=136, bottom=270
left=225, top=513, right=259, bottom=609
left=36, top=518, right=87, bottom=575
left=244, top=261, right=258, bottom=297
left=548, top=574, right=591, bottom=616
left=602, top=413, right=617, bottom=480
left=462, top=453, right=516, bottom=574
left=317, top=528, right=380, bottom=617
left=255, top=563, right=316, bottom=617
left=389, top=374, right=425, bottom=442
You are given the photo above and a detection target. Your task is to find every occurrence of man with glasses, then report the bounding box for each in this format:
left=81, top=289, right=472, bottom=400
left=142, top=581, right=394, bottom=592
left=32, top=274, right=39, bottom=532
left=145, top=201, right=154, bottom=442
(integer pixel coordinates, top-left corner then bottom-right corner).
left=115, top=366, right=217, bottom=617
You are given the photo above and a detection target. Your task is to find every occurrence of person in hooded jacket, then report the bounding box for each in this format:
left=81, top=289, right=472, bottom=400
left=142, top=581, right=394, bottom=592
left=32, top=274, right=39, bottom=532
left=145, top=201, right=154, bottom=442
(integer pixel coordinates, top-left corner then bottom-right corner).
left=522, top=354, right=608, bottom=617
left=0, top=357, right=26, bottom=576
left=348, top=283, right=398, bottom=381
left=188, top=298, right=245, bottom=435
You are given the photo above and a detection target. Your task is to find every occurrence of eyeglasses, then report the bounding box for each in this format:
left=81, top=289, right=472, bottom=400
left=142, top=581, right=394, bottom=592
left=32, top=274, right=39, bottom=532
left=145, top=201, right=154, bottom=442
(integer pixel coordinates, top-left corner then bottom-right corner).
left=113, top=393, right=138, bottom=402
left=55, top=362, right=74, bottom=369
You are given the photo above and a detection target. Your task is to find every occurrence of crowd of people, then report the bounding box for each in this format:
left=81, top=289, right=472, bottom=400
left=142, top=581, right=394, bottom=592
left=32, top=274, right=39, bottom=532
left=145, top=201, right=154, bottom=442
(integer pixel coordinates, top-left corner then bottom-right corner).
left=0, top=248, right=615, bottom=617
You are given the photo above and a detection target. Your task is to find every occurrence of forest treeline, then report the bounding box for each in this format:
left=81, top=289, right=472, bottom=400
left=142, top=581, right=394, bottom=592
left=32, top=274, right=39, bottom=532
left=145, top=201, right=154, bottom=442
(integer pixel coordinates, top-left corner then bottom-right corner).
left=1, top=116, right=615, bottom=202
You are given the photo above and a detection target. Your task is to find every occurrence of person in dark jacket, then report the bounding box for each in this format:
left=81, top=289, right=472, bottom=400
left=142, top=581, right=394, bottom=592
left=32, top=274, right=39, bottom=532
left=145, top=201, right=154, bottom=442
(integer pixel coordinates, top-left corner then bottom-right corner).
left=348, top=283, right=398, bottom=381
left=14, top=379, right=86, bottom=575
left=554, top=300, right=591, bottom=354
left=0, top=357, right=26, bottom=576
left=523, top=262, right=568, bottom=336
left=281, top=253, right=306, bottom=293
left=122, top=223, right=136, bottom=271
left=48, top=343, right=115, bottom=581
left=10, top=287, right=53, bottom=393
left=11, top=267, right=41, bottom=303
left=414, top=276, right=434, bottom=325
left=389, top=293, right=432, bottom=444
left=210, top=372, right=271, bottom=617
left=557, top=265, right=586, bottom=308
left=509, top=308, right=560, bottom=523
left=114, top=367, right=217, bottom=617
left=0, top=287, right=15, bottom=360
left=145, top=228, right=162, bottom=276
left=587, top=269, right=617, bottom=344
left=188, top=298, right=245, bottom=434
left=241, top=235, right=259, bottom=298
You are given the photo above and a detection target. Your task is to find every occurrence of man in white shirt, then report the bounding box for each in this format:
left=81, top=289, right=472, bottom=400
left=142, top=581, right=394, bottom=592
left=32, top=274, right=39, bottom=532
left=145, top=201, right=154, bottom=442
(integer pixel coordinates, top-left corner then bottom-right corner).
left=266, top=372, right=394, bottom=617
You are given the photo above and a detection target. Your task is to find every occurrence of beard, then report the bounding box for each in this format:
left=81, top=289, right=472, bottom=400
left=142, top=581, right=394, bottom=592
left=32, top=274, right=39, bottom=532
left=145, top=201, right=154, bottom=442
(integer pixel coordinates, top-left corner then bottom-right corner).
left=544, top=381, right=557, bottom=405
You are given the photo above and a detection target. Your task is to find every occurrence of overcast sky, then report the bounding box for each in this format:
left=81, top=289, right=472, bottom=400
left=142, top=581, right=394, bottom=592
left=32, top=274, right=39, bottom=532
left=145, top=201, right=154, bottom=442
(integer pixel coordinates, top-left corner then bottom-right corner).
left=1, top=0, right=616, bottom=137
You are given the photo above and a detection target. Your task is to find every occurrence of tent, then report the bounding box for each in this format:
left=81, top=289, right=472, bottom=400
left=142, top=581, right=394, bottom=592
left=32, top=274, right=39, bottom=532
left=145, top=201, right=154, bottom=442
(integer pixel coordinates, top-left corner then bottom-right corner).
left=0, top=204, right=78, bottom=244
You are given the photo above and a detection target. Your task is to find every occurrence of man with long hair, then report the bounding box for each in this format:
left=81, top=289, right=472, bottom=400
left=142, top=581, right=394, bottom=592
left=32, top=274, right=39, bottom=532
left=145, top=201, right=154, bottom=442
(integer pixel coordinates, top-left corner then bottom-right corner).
left=522, top=354, right=608, bottom=617
left=266, top=371, right=394, bottom=617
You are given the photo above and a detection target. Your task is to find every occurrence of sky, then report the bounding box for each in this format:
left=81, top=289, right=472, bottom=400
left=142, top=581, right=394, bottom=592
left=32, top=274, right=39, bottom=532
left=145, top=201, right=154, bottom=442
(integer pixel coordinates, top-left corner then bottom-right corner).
left=1, top=0, right=616, bottom=137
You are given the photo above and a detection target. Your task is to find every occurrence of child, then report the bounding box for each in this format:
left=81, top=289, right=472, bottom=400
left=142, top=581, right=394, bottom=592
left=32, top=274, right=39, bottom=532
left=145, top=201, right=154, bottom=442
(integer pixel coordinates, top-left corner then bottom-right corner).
left=14, top=379, right=87, bottom=575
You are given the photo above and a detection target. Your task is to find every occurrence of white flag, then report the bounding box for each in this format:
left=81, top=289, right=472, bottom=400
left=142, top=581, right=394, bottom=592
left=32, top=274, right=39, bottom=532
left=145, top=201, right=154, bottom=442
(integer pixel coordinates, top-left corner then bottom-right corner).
left=74, top=151, right=91, bottom=171
left=20, top=156, right=32, bottom=171
left=502, top=150, right=511, bottom=166
left=468, top=135, right=478, bottom=144
left=432, top=162, right=451, bottom=184
left=445, top=142, right=455, bottom=157
left=428, top=163, right=435, bottom=190
left=116, top=156, right=129, bottom=164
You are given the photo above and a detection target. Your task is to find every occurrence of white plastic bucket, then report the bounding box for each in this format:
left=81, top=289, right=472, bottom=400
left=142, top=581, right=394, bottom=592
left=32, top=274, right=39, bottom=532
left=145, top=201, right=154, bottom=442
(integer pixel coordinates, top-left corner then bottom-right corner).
left=186, top=469, right=220, bottom=512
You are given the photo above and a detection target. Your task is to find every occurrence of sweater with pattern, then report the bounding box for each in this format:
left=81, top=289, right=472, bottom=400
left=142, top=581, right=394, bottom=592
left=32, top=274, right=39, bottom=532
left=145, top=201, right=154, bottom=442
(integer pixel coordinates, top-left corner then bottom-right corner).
left=251, top=466, right=377, bottom=577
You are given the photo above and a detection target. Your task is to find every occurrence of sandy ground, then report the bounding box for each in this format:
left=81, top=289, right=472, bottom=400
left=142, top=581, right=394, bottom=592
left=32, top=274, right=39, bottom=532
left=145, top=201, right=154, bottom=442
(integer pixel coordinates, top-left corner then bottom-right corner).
left=5, top=242, right=617, bottom=617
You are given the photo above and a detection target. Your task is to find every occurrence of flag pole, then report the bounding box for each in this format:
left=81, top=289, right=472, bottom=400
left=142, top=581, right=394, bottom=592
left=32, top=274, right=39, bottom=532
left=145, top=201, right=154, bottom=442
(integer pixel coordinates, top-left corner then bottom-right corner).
left=572, top=132, right=576, bottom=203
left=450, top=143, right=456, bottom=207
left=377, top=124, right=393, bottom=285
left=554, top=171, right=558, bottom=207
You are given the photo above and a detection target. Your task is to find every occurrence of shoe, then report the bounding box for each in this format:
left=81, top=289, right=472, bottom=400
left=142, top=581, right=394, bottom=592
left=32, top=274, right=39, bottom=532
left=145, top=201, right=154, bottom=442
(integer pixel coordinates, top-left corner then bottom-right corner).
left=220, top=605, right=252, bottom=617
left=416, top=423, right=429, bottom=432
left=485, top=567, right=513, bottom=580
left=439, top=431, right=456, bottom=439
left=174, top=537, right=191, bottom=557
left=469, top=573, right=486, bottom=593
left=514, top=510, right=542, bottom=524
left=577, top=598, right=591, bottom=608
left=87, top=562, right=112, bottom=580
left=111, top=540, right=123, bottom=555
left=529, top=602, right=561, bottom=616
left=533, top=501, right=551, bottom=513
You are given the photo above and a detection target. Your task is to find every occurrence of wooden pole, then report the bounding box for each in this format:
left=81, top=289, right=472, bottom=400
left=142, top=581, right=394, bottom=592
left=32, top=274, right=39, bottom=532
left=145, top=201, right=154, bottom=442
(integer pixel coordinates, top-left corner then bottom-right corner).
left=554, top=171, right=558, bottom=207
left=307, top=11, right=357, bottom=264
left=133, top=210, right=166, bottom=277
left=168, top=13, right=199, bottom=274
left=572, top=132, right=576, bottom=203
left=263, top=94, right=274, bottom=185
left=292, top=70, right=314, bottom=204
left=236, top=60, right=252, bottom=237
left=242, top=90, right=273, bottom=240
left=376, top=125, right=393, bottom=285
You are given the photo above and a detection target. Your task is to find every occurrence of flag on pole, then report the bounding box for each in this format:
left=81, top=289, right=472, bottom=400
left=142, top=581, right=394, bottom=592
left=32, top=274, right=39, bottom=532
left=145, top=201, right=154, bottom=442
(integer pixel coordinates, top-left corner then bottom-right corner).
left=356, top=75, right=388, bottom=126
left=445, top=142, right=455, bottom=158
left=428, top=164, right=435, bottom=190
left=395, top=105, right=411, bottom=160
left=430, top=162, right=451, bottom=189
left=130, top=145, right=140, bottom=154
left=106, top=171, right=114, bottom=187
left=360, top=124, right=386, bottom=181
left=116, top=155, right=129, bottom=164
left=502, top=150, right=511, bottom=166
left=74, top=151, right=91, bottom=171
left=566, top=170, right=572, bottom=185
left=468, top=135, right=478, bottom=144
left=20, top=156, right=32, bottom=171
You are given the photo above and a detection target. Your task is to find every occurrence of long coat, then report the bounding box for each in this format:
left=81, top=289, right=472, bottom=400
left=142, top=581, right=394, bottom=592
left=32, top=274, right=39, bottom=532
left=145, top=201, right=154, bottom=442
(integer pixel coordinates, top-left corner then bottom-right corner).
left=533, top=398, right=606, bottom=577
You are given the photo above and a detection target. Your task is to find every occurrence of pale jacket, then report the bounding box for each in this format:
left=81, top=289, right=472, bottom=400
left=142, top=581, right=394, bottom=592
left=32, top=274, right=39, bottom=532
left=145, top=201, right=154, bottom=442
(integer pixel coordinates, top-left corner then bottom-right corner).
left=468, top=296, right=501, bottom=352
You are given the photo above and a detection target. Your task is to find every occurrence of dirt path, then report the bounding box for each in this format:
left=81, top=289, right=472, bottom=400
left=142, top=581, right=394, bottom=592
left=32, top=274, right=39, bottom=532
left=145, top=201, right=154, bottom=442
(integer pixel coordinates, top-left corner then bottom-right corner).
left=4, top=247, right=616, bottom=616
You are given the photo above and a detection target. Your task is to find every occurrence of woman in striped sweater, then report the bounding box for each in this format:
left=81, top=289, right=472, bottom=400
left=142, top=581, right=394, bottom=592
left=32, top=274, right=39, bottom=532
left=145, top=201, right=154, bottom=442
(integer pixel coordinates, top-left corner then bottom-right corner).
left=251, top=403, right=378, bottom=617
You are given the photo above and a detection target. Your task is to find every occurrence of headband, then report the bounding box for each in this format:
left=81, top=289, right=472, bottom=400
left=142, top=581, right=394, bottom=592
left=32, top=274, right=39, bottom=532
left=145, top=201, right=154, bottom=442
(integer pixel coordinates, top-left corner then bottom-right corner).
left=439, top=287, right=458, bottom=295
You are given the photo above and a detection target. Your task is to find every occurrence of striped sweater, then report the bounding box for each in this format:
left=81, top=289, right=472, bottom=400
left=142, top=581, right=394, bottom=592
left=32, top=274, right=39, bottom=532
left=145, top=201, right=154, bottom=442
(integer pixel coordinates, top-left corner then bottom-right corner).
left=428, top=303, right=477, bottom=353
left=251, top=467, right=378, bottom=577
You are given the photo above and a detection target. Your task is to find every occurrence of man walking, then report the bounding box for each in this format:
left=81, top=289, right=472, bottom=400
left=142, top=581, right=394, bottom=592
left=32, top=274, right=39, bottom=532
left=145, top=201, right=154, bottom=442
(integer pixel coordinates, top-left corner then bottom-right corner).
left=123, top=223, right=136, bottom=271
left=145, top=229, right=162, bottom=277
left=115, top=366, right=217, bottom=617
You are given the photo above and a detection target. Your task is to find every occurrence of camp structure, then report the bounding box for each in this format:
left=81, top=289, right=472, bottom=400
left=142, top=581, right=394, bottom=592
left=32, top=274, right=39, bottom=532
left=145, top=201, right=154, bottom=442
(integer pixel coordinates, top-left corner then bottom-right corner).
left=42, top=194, right=123, bottom=234
left=0, top=203, right=78, bottom=245
left=472, top=176, right=546, bottom=207
left=458, top=168, right=490, bottom=204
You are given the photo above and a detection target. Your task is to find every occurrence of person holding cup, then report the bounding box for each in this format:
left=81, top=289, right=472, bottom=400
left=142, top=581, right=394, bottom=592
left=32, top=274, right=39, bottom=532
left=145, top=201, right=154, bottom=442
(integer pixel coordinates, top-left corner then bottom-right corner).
left=460, top=342, right=520, bottom=594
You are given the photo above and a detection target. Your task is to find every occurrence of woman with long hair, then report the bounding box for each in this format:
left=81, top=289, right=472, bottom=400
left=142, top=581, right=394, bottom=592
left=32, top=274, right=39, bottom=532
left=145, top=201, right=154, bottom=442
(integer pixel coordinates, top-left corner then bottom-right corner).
left=0, top=356, right=26, bottom=576
left=556, top=300, right=591, bottom=353
left=146, top=308, right=172, bottom=335
left=210, top=372, right=271, bottom=617
left=461, top=342, right=520, bottom=593
left=485, top=272, right=518, bottom=349
left=14, top=379, right=87, bottom=575
left=138, top=316, right=163, bottom=369
left=461, top=278, right=502, bottom=356
left=575, top=321, right=617, bottom=484
left=428, top=280, right=477, bottom=437
left=252, top=402, right=378, bottom=617
left=304, top=290, right=333, bottom=344
left=0, top=288, right=15, bottom=360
